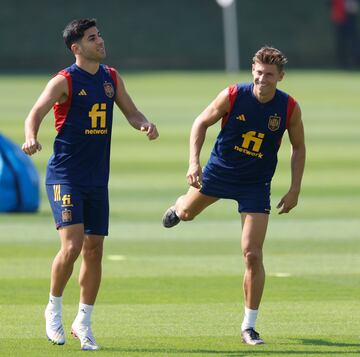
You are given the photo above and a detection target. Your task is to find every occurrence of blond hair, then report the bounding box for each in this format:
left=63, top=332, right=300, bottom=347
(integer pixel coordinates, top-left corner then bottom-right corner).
left=252, top=46, right=288, bottom=72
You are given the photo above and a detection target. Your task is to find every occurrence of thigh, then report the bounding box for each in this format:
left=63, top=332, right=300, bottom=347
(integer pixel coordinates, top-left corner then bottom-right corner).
left=241, top=213, right=269, bottom=251
left=83, top=186, right=109, bottom=236
left=46, top=184, right=84, bottom=230
left=177, top=186, right=219, bottom=217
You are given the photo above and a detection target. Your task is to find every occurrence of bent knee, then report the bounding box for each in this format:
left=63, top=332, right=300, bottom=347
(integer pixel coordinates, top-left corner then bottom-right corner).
left=177, top=208, right=196, bottom=221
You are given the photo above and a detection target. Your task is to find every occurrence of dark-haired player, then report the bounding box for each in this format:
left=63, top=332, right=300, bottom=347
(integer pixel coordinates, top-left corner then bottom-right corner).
left=22, top=18, right=158, bottom=350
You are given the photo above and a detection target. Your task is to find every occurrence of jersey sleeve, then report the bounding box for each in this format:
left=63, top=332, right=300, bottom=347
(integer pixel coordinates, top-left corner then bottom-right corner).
left=106, top=66, right=118, bottom=94
left=221, top=84, right=238, bottom=129
left=285, top=95, right=297, bottom=129
left=53, top=70, right=72, bottom=132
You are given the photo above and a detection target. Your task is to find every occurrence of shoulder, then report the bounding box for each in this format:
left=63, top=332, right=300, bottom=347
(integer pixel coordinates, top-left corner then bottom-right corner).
left=276, top=90, right=300, bottom=129
left=217, top=82, right=250, bottom=108
left=275, top=88, right=297, bottom=104
left=53, top=66, right=75, bottom=89
left=226, top=82, right=250, bottom=97
left=48, top=72, right=69, bottom=90
left=229, top=82, right=251, bottom=92
left=102, top=65, right=124, bottom=91
left=57, top=64, right=76, bottom=77
left=102, top=64, right=118, bottom=79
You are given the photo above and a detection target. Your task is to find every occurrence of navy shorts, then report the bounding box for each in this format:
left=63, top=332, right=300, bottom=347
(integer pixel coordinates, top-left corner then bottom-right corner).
left=46, top=184, right=109, bottom=236
left=200, top=169, right=271, bottom=214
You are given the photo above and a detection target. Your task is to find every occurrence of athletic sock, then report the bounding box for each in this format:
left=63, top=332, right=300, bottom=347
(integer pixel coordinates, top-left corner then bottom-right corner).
left=74, top=303, right=94, bottom=326
left=47, top=293, right=62, bottom=313
left=241, top=307, right=258, bottom=331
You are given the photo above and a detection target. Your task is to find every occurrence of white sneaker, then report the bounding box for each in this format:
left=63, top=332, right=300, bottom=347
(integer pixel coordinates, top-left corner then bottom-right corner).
left=71, top=321, right=99, bottom=350
left=45, top=307, right=65, bottom=345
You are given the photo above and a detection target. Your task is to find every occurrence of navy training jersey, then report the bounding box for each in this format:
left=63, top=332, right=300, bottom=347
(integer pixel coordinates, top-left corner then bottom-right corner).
left=46, top=64, right=117, bottom=186
left=205, top=82, right=297, bottom=184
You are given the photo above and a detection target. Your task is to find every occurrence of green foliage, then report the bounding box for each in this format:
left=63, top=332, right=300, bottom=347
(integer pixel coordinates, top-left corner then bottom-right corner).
left=0, top=71, right=360, bottom=356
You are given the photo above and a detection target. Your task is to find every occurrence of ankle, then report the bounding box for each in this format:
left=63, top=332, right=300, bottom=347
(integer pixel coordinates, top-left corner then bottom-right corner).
left=47, top=293, right=63, bottom=312
left=74, top=303, right=94, bottom=325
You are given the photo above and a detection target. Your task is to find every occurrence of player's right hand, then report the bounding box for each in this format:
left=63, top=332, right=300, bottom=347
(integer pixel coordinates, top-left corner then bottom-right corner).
left=186, top=163, right=202, bottom=189
left=22, top=138, right=42, bottom=156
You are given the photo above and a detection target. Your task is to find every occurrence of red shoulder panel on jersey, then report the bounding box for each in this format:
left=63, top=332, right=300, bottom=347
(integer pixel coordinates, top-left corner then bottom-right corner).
left=106, top=66, right=118, bottom=93
left=221, top=84, right=238, bottom=129
left=53, top=70, right=72, bottom=132
left=285, top=95, right=297, bottom=129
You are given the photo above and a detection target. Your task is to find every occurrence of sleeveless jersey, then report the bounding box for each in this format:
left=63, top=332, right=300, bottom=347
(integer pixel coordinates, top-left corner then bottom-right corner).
left=46, top=64, right=117, bottom=186
left=205, top=82, right=296, bottom=185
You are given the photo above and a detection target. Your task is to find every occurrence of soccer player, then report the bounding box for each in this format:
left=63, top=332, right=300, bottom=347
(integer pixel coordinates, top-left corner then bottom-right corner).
left=22, top=19, right=159, bottom=350
left=162, top=46, right=305, bottom=345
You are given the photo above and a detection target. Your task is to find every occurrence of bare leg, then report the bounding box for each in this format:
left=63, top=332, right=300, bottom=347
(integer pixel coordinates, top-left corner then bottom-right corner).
left=241, top=213, right=269, bottom=309
left=78, top=235, right=104, bottom=305
left=175, top=187, right=219, bottom=221
left=50, top=224, right=84, bottom=297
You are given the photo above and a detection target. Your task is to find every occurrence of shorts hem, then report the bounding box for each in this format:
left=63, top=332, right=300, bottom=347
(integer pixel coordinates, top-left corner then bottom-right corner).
left=84, top=230, right=108, bottom=237
left=238, top=209, right=271, bottom=215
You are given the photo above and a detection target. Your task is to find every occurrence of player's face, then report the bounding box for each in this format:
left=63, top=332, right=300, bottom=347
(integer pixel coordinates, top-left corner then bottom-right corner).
left=76, top=27, right=106, bottom=61
left=252, top=62, right=284, bottom=98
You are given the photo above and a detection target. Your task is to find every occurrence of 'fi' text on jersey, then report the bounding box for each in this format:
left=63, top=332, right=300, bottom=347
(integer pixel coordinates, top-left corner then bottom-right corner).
left=234, top=131, right=265, bottom=158
left=85, top=103, right=108, bottom=135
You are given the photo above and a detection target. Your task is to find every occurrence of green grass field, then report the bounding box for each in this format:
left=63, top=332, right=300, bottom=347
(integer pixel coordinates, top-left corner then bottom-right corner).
left=0, top=70, right=360, bottom=356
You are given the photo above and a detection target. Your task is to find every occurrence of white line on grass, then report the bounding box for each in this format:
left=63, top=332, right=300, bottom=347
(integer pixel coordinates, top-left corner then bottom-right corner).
left=107, top=255, right=127, bottom=261
left=269, top=273, right=291, bottom=278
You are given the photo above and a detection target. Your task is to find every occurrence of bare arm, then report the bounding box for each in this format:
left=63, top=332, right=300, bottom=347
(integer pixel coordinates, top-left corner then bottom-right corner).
left=187, top=88, right=230, bottom=188
left=114, top=71, right=158, bottom=140
left=277, top=103, right=306, bottom=214
left=22, top=75, right=68, bottom=155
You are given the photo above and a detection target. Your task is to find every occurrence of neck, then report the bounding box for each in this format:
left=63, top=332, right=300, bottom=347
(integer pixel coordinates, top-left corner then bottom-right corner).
left=253, top=86, right=276, bottom=104
left=75, top=58, right=100, bottom=75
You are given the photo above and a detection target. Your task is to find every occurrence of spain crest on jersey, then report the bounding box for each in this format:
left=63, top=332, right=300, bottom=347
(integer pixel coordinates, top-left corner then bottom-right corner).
left=103, top=82, right=114, bottom=98
left=268, top=115, right=281, bottom=131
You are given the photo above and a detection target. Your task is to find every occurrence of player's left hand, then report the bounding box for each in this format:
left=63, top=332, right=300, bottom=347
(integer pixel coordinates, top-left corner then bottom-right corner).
left=277, top=190, right=299, bottom=214
left=140, top=123, right=159, bottom=140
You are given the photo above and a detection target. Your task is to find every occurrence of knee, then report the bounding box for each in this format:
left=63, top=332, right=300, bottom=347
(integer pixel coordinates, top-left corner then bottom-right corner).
left=61, top=243, right=82, bottom=263
left=243, top=249, right=263, bottom=270
left=82, top=244, right=103, bottom=263
left=177, top=207, right=195, bottom=221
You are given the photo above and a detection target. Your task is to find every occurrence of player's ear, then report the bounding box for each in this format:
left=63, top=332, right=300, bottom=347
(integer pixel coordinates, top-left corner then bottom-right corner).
left=278, top=70, right=285, bottom=81
left=71, top=42, right=80, bottom=56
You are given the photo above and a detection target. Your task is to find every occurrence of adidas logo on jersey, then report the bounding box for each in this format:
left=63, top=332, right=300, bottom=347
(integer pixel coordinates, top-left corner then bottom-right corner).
left=78, top=89, right=87, bottom=96
left=236, top=114, right=246, bottom=121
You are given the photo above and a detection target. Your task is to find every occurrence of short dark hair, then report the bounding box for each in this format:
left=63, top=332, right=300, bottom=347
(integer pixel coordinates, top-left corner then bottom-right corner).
left=253, top=46, right=288, bottom=72
left=63, top=18, right=97, bottom=50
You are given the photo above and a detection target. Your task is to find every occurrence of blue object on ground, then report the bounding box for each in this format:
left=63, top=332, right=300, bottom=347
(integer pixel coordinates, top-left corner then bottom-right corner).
left=0, top=133, right=40, bottom=212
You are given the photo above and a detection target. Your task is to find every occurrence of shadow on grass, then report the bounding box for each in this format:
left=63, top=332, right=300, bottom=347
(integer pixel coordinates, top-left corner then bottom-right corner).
left=100, top=346, right=360, bottom=356
left=297, top=338, right=360, bottom=348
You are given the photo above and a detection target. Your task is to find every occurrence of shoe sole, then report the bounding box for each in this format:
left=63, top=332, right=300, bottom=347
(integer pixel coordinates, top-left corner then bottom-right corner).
left=46, top=334, right=65, bottom=345
left=71, top=328, right=99, bottom=350
left=241, top=337, right=264, bottom=345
